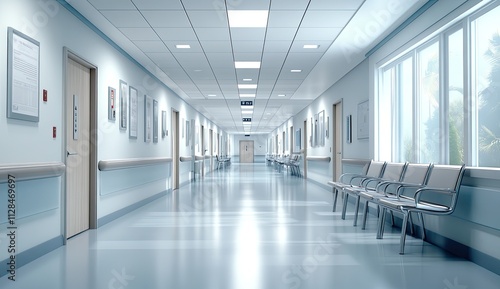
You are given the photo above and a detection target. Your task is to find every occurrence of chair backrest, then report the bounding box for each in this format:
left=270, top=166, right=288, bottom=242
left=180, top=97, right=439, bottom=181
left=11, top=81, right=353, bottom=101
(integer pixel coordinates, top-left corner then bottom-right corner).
left=381, top=162, right=407, bottom=181
left=425, top=164, right=465, bottom=191
left=401, top=163, right=432, bottom=185
left=417, top=164, right=466, bottom=210
left=365, top=161, right=386, bottom=178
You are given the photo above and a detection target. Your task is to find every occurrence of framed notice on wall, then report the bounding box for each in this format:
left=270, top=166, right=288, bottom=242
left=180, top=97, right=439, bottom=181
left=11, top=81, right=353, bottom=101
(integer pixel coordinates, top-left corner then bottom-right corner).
left=144, top=95, right=152, bottom=143
left=357, top=100, right=369, bottom=139
left=129, top=86, right=138, bottom=139
left=119, top=80, right=128, bottom=130
left=7, top=27, right=40, bottom=122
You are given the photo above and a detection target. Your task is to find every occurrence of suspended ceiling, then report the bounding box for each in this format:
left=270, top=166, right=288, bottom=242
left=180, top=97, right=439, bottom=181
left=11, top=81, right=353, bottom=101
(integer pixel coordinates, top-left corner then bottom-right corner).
left=64, top=0, right=426, bottom=134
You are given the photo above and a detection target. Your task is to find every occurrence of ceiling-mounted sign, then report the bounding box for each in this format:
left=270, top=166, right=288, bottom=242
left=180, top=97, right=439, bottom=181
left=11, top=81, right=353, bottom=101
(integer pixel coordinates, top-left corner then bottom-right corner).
left=241, top=101, right=253, bottom=106
left=242, top=118, right=252, bottom=122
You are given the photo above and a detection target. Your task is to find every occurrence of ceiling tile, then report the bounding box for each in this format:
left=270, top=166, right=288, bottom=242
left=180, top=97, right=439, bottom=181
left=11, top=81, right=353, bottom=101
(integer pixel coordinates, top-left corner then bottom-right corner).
left=301, top=10, right=355, bottom=28
left=270, top=0, right=309, bottom=10
left=119, top=28, right=160, bottom=41
left=233, top=53, right=262, bottom=62
left=206, top=53, right=234, bottom=68
left=295, top=27, right=342, bottom=41
left=163, top=41, right=203, bottom=53
left=232, top=41, right=264, bottom=53
left=200, top=41, right=232, bottom=53
left=133, top=41, right=167, bottom=53
left=155, top=28, right=197, bottom=41
left=230, top=28, right=266, bottom=41
left=194, top=28, right=231, bottom=41
left=224, top=0, right=270, bottom=10
left=268, top=10, right=304, bottom=28
left=181, top=0, right=226, bottom=10
left=263, top=41, right=293, bottom=53
left=141, top=11, right=191, bottom=27
left=307, top=0, right=364, bottom=10
left=132, top=0, right=183, bottom=10
left=100, top=11, right=149, bottom=28
left=89, top=0, right=135, bottom=10
left=146, top=52, right=178, bottom=67
left=186, top=11, right=228, bottom=28
left=265, top=28, right=297, bottom=41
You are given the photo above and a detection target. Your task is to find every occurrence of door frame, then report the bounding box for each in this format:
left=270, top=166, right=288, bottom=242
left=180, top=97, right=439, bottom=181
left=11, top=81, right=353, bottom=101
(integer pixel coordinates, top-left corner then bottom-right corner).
left=333, top=100, right=343, bottom=181
left=62, top=48, right=98, bottom=241
left=171, top=109, right=180, bottom=189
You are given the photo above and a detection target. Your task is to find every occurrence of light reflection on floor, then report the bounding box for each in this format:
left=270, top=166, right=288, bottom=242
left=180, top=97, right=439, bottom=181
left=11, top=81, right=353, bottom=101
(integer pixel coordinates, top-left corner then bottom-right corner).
left=1, top=163, right=499, bottom=289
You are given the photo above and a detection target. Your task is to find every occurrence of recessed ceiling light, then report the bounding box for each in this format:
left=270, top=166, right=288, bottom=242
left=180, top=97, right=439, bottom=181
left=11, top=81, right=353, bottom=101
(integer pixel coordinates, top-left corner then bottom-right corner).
left=291, top=69, right=302, bottom=73
left=235, top=61, right=261, bottom=69
left=176, top=44, right=191, bottom=49
left=278, top=94, right=286, bottom=97
left=240, top=94, right=256, bottom=98
left=243, top=78, right=253, bottom=82
left=208, top=94, right=217, bottom=97
left=241, top=106, right=254, bottom=110
left=228, top=10, right=269, bottom=28
left=303, top=44, right=319, bottom=49
left=194, top=69, right=203, bottom=72
left=238, top=84, right=258, bottom=89
left=241, top=110, right=253, bottom=114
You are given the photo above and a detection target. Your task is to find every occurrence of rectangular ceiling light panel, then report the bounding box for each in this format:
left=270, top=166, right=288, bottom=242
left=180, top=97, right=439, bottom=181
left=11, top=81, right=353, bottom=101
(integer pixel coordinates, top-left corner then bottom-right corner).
left=228, top=10, right=269, bottom=28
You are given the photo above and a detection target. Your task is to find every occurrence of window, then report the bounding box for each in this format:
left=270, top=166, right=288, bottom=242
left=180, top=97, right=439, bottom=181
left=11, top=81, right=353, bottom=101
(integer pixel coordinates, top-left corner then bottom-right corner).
left=471, top=5, right=500, bottom=167
left=377, top=3, right=500, bottom=167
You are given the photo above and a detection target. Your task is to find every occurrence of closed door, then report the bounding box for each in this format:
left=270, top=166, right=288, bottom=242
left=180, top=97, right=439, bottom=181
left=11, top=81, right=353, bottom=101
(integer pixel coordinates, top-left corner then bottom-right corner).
left=333, top=102, right=343, bottom=181
left=172, top=110, right=179, bottom=189
left=66, top=58, right=90, bottom=238
left=239, top=140, right=254, bottom=163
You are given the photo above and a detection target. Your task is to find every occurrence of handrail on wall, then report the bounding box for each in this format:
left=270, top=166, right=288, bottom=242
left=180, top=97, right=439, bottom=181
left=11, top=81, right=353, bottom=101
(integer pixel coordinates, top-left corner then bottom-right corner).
left=98, top=157, right=172, bottom=171
left=179, top=156, right=193, bottom=162
left=341, top=158, right=371, bottom=166
left=0, top=162, right=66, bottom=182
left=306, top=156, right=331, bottom=162
left=194, top=155, right=204, bottom=161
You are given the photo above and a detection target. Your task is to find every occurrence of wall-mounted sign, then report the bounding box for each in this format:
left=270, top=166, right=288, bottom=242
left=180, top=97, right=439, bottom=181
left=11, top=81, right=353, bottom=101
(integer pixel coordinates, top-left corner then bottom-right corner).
left=242, top=118, right=252, bottom=122
left=241, top=101, right=253, bottom=106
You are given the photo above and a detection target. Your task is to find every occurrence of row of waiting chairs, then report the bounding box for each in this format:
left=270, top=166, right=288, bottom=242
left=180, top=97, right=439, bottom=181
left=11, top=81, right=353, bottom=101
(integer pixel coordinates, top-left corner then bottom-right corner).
left=216, top=155, right=230, bottom=169
left=328, top=160, right=465, bottom=254
left=267, top=154, right=302, bottom=177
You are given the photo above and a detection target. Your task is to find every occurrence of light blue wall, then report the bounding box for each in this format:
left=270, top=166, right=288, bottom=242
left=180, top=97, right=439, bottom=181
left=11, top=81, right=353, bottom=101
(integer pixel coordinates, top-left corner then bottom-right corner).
left=0, top=0, right=224, bottom=273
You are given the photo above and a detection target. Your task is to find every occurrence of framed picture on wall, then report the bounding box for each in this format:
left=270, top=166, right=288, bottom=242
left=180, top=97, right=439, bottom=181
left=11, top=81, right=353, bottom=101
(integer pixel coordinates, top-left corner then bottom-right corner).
left=357, top=100, right=369, bottom=139
left=144, top=95, right=152, bottom=143
left=295, top=128, right=301, bottom=151
left=119, top=80, right=128, bottom=130
left=129, top=86, right=138, bottom=138
left=318, top=110, right=325, bottom=146
left=185, top=120, right=190, bottom=146
left=153, top=99, right=158, bottom=143
left=7, top=27, right=40, bottom=122
left=162, top=110, right=167, bottom=138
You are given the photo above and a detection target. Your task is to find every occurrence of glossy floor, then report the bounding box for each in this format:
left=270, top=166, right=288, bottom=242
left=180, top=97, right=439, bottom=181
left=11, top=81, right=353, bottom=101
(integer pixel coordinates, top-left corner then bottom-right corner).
left=2, top=163, right=500, bottom=289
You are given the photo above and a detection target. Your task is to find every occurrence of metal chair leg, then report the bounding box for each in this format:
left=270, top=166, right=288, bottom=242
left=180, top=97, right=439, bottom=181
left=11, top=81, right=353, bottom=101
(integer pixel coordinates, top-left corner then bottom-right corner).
left=400, top=211, right=409, bottom=255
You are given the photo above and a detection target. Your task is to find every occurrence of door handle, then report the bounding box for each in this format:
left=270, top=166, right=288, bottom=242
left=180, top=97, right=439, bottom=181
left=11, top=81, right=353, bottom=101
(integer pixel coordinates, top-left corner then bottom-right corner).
left=67, top=151, right=78, bottom=157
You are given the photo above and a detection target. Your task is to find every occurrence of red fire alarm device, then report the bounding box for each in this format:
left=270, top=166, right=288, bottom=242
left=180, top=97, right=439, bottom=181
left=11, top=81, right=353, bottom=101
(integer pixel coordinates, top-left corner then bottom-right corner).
left=53, top=126, right=56, bottom=138
left=43, top=89, right=48, bottom=102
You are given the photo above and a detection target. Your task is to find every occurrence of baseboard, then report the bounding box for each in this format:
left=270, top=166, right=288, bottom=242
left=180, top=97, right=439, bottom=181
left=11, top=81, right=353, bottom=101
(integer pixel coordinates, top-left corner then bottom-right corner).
left=0, top=235, right=64, bottom=278
left=97, top=190, right=169, bottom=227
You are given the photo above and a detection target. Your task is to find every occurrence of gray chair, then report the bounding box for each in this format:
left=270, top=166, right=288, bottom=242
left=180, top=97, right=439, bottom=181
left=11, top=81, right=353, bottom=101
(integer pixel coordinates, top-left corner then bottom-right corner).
left=376, top=164, right=465, bottom=254
left=327, top=160, right=373, bottom=212
left=359, top=163, right=432, bottom=230
left=343, top=162, right=407, bottom=226
left=336, top=161, right=387, bottom=218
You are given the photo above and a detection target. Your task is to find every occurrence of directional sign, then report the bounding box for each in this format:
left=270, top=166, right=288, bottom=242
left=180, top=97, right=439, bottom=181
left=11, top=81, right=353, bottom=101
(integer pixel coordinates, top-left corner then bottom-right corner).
left=241, top=101, right=253, bottom=106
left=242, top=118, right=252, bottom=122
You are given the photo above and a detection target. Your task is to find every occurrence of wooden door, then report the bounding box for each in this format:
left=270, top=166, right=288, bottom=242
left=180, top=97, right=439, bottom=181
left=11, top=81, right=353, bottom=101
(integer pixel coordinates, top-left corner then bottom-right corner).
left=66, top=58, right=90, bottom=238
left=239, top=140, right=254, bottom=163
